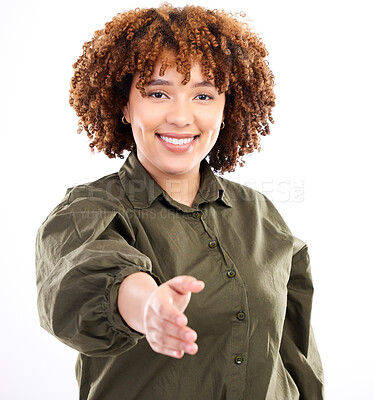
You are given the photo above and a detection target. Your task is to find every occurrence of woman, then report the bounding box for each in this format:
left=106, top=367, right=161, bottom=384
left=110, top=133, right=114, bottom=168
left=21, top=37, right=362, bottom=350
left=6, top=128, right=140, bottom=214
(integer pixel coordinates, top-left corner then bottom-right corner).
left=36, top=4, right=324, bottom=399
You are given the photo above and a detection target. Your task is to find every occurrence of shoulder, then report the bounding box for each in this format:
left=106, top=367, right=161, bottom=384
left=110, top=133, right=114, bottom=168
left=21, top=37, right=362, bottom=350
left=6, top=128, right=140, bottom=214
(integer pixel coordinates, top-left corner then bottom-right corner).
left=217, top=175, right=263, bottom=202
left=63, top=172, right=129, bottom=211
left=217, top=175, right=283, bottom=221
left=38, top=172, right=135, bottom=241
left=40, top=172, right=132, bottom=226
left=217, top=176, right=306, bottom=256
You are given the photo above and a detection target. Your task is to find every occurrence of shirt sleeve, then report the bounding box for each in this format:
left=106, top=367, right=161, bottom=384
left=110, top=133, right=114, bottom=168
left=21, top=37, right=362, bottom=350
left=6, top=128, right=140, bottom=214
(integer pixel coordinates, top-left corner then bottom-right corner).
left=280, top=244, right=324, bottom=399
left=35, top=185, right=159, bottom=357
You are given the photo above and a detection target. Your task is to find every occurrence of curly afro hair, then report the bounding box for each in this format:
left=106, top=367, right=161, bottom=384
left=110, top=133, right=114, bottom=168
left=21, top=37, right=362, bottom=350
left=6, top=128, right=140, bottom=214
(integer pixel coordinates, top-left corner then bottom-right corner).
left=69, top=3, right=275, bottom=173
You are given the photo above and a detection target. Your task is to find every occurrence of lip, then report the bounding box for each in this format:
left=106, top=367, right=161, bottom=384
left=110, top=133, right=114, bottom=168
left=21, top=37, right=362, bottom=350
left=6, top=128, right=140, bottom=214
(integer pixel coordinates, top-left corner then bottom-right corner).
left=156, top=133, right=199, bottom=139
left=156, top=133, right=199, bottom=153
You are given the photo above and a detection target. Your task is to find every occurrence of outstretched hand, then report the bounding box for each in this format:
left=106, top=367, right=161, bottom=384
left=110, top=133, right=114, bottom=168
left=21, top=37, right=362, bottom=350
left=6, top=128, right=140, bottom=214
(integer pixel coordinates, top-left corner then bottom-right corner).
left=143, top=276, right=205, bottom=359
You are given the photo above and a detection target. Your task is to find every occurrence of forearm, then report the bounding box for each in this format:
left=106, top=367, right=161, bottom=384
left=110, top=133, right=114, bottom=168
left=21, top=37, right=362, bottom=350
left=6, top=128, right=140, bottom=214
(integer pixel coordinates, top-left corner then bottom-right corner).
left=118, top=272, right=158, bottom=334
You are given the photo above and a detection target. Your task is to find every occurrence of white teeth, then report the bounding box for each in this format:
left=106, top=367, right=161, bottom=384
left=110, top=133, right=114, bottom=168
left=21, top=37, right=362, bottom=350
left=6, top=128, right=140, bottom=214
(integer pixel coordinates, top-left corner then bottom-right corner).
left=159, top=135, right=195, bottom=145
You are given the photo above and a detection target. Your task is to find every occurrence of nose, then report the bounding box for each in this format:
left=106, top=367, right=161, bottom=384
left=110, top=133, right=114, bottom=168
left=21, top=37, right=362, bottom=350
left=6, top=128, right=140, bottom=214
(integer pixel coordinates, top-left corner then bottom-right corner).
left=165, top=96, right=193, bottom=127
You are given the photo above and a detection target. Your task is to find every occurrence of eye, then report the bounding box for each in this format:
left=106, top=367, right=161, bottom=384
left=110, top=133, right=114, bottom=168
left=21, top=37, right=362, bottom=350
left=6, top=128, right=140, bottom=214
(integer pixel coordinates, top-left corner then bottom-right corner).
left=195, top=93, right=213, bottom=101
left=148, top=91, right=168, bottom=99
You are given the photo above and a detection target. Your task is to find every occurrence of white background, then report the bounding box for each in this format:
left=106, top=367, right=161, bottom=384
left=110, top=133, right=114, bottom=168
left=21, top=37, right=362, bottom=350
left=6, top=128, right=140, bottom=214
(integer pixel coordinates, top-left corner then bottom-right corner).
left=1, top=0, right=373, bottom=398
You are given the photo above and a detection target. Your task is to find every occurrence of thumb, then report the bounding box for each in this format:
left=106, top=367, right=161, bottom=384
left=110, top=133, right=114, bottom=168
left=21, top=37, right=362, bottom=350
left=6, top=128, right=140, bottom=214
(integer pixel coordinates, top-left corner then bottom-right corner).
left=167, top=275, right=205, bottom=295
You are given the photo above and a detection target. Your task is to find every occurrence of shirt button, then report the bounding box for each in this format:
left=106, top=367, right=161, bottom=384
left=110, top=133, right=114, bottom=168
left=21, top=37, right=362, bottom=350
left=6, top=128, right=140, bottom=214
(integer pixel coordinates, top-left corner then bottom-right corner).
left=208, top=240, right=217, bottom=248
left=237, top=311, right=246, bottom=321
left=227, top=270, right=236, bottom=278
left=192, top=211, right=201, bottom=219
left=234, top=355, right=243, bottom=365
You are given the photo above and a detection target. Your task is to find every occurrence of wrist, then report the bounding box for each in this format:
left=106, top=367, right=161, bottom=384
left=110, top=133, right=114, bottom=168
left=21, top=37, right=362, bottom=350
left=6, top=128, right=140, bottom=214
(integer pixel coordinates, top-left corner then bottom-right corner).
left=118, top=272, right=158, bottom=334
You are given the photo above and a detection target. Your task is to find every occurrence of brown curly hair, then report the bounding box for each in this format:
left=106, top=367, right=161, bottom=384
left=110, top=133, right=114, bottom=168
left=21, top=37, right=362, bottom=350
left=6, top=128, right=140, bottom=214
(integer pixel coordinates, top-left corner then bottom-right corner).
left=69, top=3, right=275, bottom=173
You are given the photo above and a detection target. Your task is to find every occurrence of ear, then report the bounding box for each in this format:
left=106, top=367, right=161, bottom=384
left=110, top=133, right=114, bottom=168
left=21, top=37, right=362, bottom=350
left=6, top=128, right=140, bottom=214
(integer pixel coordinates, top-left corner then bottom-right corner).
left=122, top=103, right=130, bottom=122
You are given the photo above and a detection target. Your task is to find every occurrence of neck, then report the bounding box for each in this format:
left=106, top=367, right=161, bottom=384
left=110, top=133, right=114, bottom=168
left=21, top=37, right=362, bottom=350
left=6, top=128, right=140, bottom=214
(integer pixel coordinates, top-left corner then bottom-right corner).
left=162, top=174, right=200, bottom=207
left=150, top=169, right=200, bottom=207
left=135, top=150, right=201, bottom=207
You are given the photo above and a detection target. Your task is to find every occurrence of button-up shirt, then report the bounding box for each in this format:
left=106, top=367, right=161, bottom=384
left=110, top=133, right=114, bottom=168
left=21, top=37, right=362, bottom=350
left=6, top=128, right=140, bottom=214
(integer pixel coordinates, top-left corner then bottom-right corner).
left=36, top=151, right=324, bottom=399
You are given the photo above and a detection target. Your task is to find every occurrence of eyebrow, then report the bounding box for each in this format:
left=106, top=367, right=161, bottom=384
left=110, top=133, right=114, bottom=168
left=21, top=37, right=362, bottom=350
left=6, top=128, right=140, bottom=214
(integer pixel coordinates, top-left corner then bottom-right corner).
left=147, top=79, right=215, bottom=88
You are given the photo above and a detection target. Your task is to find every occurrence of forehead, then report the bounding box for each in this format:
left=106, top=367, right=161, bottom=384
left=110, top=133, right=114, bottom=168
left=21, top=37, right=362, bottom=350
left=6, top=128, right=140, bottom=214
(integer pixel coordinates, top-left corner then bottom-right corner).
left=132, top=48, right=214, bottom=85
left=149, top=62, right=212, bottom=85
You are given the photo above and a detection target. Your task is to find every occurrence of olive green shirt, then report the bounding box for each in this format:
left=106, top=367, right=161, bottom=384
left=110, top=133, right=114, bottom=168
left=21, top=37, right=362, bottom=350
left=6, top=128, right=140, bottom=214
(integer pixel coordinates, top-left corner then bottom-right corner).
left=36, top=151, right=324, bottom=399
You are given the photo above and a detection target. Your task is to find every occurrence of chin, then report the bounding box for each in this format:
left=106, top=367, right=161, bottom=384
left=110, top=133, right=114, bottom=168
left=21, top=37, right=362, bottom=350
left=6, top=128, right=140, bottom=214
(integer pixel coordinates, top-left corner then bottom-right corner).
left=160, top=162, right=194, bottom=176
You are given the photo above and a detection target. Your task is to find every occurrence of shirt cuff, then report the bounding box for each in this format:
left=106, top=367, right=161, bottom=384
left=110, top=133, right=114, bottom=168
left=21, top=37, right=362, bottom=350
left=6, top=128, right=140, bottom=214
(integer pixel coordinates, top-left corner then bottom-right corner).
left=107, top=266, right=161, bottom=340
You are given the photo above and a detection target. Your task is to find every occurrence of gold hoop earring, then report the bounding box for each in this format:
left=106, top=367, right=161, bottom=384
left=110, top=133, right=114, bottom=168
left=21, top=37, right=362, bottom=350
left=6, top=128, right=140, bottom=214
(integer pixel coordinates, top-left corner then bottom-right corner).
left=220, top=121, right=225, bottom=130
left=122, top=115, right=130, bottom=125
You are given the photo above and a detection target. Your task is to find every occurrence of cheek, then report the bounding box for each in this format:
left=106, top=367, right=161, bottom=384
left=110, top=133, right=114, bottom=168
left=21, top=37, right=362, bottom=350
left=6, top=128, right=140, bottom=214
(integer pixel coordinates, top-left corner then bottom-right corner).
left=133, top=105, right=163, bottom=131
left=199, top=115, right=221, bottom=136
left=197, top=104, right=224, bottom=132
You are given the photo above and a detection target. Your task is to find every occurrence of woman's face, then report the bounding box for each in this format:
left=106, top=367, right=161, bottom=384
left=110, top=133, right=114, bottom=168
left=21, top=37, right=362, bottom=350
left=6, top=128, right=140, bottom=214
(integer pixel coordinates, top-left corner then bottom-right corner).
left=122, top=60, right=226, bottom=180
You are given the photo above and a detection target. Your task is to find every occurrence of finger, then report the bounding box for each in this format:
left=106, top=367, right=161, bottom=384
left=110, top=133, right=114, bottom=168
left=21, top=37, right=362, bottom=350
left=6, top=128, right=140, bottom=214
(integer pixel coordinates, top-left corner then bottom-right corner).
left=146, top=296, right=188, bottom=327
left=188, top=279, right=205, bottom=293
left=151, top=345, right=185, bottom=359
left=147, top=330, right=199, bottom=355
left=164, top=348, right=185, bottom=359
left=150, top=317, right=198, bottom=343
left=168, top=276, right=205, bottom=295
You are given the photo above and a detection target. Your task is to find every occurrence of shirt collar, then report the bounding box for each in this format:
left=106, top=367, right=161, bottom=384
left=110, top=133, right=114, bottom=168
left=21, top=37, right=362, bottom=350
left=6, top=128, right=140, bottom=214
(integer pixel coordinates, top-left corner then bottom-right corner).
left=119, top=151, right=232, bottom=210
left=196, top=160, right=232, bottom=208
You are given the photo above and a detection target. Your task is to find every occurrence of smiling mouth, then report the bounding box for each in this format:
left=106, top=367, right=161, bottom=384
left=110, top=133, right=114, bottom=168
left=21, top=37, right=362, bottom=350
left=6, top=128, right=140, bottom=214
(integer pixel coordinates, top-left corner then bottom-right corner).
left=156, top=134, right=199, bottom=146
